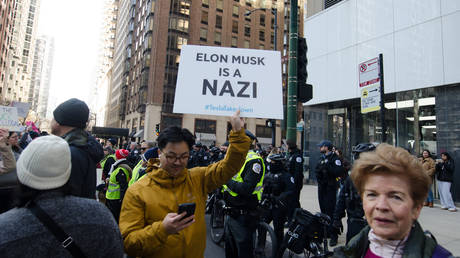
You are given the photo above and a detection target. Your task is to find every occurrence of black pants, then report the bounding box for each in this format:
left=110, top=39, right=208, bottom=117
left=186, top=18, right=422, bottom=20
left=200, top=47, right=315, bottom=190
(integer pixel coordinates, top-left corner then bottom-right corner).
left=318, top=184, right=337, bottom=238
left=346, top=218, right=367, bottom=244
left=106, top=199, right=122, bottom=223
left=256, top=210, right=286, bottom=256
left=225, top=213, right=258, bottom=258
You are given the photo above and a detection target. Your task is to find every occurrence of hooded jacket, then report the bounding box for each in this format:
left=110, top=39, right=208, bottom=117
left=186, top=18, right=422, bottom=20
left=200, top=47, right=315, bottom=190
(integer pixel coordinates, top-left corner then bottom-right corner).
left=119, top=129, right=250, bottom=258
left=63, top=128, right=104, bottom=199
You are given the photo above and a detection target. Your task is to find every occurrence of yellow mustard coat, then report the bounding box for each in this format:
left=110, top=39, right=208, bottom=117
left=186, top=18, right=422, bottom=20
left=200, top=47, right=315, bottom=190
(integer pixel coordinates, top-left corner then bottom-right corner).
left=119, top=129, right=250, bottom=258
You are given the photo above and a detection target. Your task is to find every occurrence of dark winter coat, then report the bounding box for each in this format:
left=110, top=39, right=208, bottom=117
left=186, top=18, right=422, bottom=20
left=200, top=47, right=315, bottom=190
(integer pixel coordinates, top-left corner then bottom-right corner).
left=333, top=221, right=453, bottom=258
left=436, top=160, right=455, bottom=182
left=0, top=191, right=123, bottom=257
left=63, top=129, right=104, bottom=199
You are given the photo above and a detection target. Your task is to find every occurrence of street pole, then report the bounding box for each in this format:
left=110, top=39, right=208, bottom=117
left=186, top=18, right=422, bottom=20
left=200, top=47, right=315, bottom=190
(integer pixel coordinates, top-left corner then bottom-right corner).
left=379, top=53, right=386, bottom=143
left=286, top=0, right=298, bottom=143
left=271, top=8, right=278, bottom=147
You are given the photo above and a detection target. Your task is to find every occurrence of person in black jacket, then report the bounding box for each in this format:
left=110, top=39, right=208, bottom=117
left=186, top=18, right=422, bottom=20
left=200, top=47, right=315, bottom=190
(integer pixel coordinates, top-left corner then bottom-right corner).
left=331, top=143, right=375, bottom=245
left=51, top=98, right=104, bottom=199
left=256, top=153, right=295, bottom=256
left=286, top=140, right=304, bottom=222
left=436, top=152, right=457, bottom=212
left=315, top=140, right=344, bottom=246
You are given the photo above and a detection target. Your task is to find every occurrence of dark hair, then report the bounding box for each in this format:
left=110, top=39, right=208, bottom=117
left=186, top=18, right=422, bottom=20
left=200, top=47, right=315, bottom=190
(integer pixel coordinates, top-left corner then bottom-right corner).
left=422, top=149, right=431, bottom=158
left=441, top=152, right=451, bottom=160
left=157, top=126, right=195, bottom=150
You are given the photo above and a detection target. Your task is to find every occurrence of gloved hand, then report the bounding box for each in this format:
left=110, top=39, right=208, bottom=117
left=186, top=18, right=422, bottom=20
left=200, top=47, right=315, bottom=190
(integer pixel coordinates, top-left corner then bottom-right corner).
left=332, top=219, right=343, bottom=235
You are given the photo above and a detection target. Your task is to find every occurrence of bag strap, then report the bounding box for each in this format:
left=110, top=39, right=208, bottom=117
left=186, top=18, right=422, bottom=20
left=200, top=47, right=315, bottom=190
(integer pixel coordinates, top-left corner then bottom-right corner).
left=27, top=201, right=87, bottom=258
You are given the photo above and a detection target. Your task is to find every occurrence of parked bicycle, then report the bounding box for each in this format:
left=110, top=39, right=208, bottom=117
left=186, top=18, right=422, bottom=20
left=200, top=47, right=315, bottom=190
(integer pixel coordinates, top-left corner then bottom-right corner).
left=277, top=208, right=333, bottom=258
left=209, top=193, right=278, bottom=258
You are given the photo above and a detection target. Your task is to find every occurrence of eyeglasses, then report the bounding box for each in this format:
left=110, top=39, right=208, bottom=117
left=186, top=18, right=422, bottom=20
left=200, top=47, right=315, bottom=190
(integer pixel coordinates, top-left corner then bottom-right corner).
left=160, top=151, right=190, bottom=163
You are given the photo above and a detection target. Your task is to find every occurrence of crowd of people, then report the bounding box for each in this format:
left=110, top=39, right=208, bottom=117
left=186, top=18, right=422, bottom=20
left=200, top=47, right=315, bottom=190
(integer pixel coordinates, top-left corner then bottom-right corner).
left=0, top=97, right=456, bottom=257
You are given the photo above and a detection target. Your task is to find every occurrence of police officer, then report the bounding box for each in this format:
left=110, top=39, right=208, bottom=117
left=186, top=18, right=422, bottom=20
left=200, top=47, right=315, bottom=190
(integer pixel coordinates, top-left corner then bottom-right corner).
left=331, top=143, right=375, bottom=245
left=187, top=142, right=209, bottom=168
left=256, top=153, right=295, bottom=256
left=315, top=140, right=344, bottom=246
left=128, top=147, right=158, bottom=187
left=100, top=146, right=116, bottom=183
left=209, top=146, right=222, bottom=164
left=105, top=149, right=132, bottom=222
left=286, top=140, right=304, bottom=221
left=222, top=130, right=265, bottom=258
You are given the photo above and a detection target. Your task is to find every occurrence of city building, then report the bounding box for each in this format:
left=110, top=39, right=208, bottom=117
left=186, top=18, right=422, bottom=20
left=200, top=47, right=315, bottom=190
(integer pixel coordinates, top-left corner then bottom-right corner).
left=0, top=0, right=16, bottom=97
left=109, top=0, right=304, bottom=146
left=106, top=0, right=128, bottom=128
left=302, top=0, right=460, bottom=200
left=92, top=0, right=119, bottom=127
left=3, top=0, right=40, bottom=104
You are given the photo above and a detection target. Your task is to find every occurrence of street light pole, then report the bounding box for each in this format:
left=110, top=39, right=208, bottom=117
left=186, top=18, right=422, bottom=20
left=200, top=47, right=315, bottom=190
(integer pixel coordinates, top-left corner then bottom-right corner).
left=286, top=0, right=298, bottom=144
left=245, top=8, right=278, bottom=147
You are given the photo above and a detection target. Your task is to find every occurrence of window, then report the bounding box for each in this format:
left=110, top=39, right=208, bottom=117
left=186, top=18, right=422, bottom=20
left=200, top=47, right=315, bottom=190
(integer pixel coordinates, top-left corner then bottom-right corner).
left=245, top=14, right=251, bottom=22
left=179, top=1, right=190, bottom=15
left=244, top=40, right=250, bottom=48
left=244, top=25, right=250, bottom=37
left=202, top=0, right=209, bottom=7
left=260, top=14, right=265, bottom=26
left=169, top=17, right=189, bottom=32
left=246, top=0, right=252, bottom=7
left=231, top=36, right=237, bottom=47
left=214, top=31, right=221, bottom=45
left=271, top=17, right=275, bottom=29
left=271, top=32, right=274, bottom=44
left=201, top=10, right=208, bottom=24
left=256, top=125, right=271, bottom=138
left=259, top=30, right=265, bottom=41
left=216, top=0, right=223, bottom=11
left=259, top=44, right=264, bottom=49
left=233, top=5, right=239, bottom=17
left=232, top=20, right=238, bottom=34
left=195, top=119, right=216, bottom=134
left=216, top=15, right=222, bottom=29
left=200, top=28, right=207, bottom=41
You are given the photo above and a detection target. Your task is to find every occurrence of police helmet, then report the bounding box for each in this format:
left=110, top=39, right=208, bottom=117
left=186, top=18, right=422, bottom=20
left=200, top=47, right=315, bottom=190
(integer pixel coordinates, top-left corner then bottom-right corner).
left=267, top=153, right=285, bottom=163
left=210, top=146, right=220, bottom=153
left=352, top=143, right=376, bottom=161
left=245, top=129, right=257, bottom=142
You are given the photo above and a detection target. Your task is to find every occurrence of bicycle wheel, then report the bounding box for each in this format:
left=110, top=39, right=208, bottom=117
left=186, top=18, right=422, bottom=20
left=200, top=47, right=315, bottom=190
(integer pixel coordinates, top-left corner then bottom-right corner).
left=254, top=221, right=278, bottom=258
left=210, top=199, right=225, bottom=244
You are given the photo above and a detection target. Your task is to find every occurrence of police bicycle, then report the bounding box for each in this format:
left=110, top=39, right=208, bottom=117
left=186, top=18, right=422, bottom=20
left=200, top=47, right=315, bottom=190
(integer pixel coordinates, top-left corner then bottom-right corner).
left=209, top=193, right=278, bottom=258
left=277, top=208, right=334, bottom=258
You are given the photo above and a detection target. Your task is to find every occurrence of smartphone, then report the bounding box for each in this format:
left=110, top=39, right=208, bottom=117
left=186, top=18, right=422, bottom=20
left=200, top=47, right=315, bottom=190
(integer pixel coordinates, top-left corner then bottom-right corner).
left=178, top=203, right=196, bottom=219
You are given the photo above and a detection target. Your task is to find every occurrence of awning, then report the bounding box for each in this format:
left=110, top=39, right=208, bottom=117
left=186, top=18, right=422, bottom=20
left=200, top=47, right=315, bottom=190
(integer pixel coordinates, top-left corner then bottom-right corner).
left=133, top=129, right=144, bottom=138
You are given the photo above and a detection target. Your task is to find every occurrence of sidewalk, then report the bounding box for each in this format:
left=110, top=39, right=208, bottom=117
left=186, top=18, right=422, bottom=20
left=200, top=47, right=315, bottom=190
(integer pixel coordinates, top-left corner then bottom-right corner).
left=299, top=184, right=460, bottom=255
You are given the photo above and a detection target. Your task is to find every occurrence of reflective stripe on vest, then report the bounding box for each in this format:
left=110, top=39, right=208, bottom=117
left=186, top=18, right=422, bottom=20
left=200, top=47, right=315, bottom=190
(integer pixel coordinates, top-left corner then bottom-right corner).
left=106, top=166, right=130, bottom=200
left=222, top=151, right=266, bottom=201
left=100, top=154, right=116, bottom=170
left=128, top=160, right=144, bottom=187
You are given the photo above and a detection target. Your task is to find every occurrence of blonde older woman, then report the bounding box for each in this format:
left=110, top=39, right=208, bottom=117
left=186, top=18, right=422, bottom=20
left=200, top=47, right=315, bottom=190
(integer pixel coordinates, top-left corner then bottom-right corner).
left=333, top=144, right=452, bottom=258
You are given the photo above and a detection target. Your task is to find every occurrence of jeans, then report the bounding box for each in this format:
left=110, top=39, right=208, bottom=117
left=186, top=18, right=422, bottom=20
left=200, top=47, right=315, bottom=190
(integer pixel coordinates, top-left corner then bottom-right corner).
left=426, top=186, right=434, bottom=203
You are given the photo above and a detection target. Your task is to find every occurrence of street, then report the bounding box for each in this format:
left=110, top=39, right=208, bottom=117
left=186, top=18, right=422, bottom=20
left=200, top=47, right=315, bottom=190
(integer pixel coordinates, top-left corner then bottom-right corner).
left=204, top=184, right=460, bottom=257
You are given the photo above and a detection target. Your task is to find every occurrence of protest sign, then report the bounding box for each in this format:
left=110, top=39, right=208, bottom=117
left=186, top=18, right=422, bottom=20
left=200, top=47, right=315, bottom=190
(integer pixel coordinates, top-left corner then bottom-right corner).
left=11, top=101, right=31, bottom=118
left=0, top=106, right=22, bottom=131
left=173, top=45, right=283, bottom=119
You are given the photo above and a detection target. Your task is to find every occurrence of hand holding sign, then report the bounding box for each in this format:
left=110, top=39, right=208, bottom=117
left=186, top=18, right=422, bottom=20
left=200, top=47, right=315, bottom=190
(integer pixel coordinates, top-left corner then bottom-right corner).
left=0, top=128, right=8, bottom=145
left=230, top=110, right=244, bottom=132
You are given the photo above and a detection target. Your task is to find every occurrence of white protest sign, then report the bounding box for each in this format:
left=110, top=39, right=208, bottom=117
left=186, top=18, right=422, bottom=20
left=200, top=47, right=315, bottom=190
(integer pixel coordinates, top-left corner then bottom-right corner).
left=173, top=45, right=283, bottom=119
left=11, top=101, right=31, bottom=118
left=0, top=106, right=22, bottom=131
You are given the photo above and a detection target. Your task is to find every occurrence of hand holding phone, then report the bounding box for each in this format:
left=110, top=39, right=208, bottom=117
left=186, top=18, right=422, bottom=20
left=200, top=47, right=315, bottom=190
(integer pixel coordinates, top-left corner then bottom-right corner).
left=178, top=203, right=196, bottom=219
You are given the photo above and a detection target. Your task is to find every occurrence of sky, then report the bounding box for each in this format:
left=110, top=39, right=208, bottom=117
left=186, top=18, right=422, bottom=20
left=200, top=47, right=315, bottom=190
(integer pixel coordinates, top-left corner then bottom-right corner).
left=37, top=0, right=106, bottom=110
